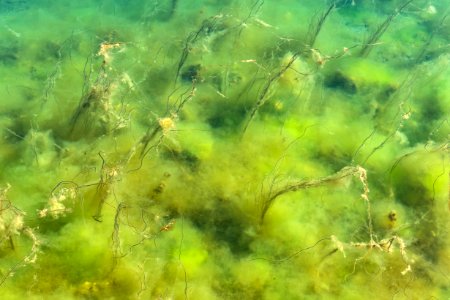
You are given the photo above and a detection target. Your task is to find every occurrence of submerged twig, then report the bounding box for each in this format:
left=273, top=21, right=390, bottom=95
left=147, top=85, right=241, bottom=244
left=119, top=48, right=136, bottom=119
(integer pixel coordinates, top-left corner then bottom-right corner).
left=304, top=2, right=335, bottom=50
left=126, top=83, right=196, bottom=171
left=241, top=53, right=299, bottom=135
left=174, top=15, right=224, bottom=85
left=415, top=12, right=448, bottom=63
left=359, top=0, right=413, bottom=57
left=241, top=3, right=335, bottom=135
left=259, top=166, right=360, bottom=224
left=69, top=53, right=111, bottom=136
left=111, top=202, right=127, bottom=271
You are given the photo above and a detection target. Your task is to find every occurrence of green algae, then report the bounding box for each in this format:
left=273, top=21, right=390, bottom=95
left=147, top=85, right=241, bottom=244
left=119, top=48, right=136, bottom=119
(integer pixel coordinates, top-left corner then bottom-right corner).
left=0, top=0, right=449, bottom=299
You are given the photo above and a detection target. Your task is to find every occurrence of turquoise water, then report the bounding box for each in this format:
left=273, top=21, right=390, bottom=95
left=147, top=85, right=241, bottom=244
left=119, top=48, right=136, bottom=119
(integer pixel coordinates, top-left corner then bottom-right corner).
left=0, top=0, right=449, bottom=299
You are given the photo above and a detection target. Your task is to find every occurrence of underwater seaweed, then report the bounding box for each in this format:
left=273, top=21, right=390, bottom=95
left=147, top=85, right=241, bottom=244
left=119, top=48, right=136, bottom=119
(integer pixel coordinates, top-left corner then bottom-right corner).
left=0, top=0, right=448, bottom=299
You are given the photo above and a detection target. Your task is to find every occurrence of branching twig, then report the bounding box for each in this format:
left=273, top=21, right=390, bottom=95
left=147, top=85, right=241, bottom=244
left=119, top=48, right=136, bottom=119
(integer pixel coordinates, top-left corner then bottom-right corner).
left=126, top=83, right=196, bottom=170
left=304, top=3, right=335, bottom=50
left=241, top=53, right=299, bottom=135
left=359, top=0, right=413, bottom=57
left=174, top=15, right=224, bottom=85
left=259, top=166, right=360, bottom=223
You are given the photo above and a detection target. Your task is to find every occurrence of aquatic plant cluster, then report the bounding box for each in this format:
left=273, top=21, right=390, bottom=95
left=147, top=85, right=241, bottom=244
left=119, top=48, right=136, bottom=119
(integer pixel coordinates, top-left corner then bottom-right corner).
left=0, top=0, right=448, bottom=299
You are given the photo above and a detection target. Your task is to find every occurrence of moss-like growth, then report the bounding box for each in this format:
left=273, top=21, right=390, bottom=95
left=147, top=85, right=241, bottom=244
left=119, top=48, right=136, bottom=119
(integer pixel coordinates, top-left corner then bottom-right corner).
left=0, top=0, right=448, bottom=299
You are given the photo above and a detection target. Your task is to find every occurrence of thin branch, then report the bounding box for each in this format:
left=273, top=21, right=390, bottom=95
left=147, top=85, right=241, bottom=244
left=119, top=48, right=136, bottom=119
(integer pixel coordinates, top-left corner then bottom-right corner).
left=259, top=166, right=360, bottom=223
left=359, top=0, right=413, bottom=57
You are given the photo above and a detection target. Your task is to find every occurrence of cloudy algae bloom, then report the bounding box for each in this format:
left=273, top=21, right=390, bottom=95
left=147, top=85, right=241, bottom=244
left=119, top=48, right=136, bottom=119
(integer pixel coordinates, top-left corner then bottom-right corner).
left=0, top=0, right=449, bottom=299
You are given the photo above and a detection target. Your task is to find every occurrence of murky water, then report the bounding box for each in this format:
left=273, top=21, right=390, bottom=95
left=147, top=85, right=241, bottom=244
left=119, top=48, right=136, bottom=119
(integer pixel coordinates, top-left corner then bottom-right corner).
left=0, top=0, right=449, bottom=299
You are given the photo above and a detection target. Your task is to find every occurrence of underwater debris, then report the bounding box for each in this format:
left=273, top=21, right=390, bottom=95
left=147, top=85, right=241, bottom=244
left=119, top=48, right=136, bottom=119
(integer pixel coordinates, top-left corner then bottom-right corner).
left=0, top=0, right=448, bottom=298
left=38, top=182, right=78, bottom=219
left=174, top=14, right=225, bottom=85
left=0, top=184, right=40, bottom=287
left=68, top=56, right=112, bottom=139
left=359, top=0, right=414, bottom=57
left=258, top=166, right=361, bottom=224
left=241, top=52, right=300, bottom=134
left=128, top=83, right=196, bottom=165
left=304, top=2, right=335, bottom=50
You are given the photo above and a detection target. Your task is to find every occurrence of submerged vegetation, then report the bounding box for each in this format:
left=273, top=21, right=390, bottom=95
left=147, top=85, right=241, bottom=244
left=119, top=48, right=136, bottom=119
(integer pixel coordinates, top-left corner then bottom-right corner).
left=0, top=0, right=449, bottom=299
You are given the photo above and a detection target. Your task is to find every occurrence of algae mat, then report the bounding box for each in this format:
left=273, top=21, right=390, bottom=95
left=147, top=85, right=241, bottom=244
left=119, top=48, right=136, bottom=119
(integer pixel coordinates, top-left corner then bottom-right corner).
left=0, top=0, right=449, bottom=299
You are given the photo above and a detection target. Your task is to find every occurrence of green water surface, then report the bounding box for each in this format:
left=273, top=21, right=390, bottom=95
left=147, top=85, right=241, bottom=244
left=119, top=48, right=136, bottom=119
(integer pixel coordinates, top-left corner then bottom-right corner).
left=0, top=0, right=449, bottom=299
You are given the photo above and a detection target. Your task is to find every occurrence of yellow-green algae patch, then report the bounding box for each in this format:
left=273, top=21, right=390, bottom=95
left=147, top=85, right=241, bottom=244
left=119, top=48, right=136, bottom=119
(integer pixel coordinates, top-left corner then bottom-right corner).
left=0, top=0, right=449, bottom=299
